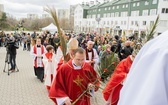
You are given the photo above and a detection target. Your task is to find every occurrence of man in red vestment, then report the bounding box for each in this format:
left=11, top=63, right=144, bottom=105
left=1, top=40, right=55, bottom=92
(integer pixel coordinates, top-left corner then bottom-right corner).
left=103, top=55, right=134, bottom=105
left=49, top=47, right=99, bottom=105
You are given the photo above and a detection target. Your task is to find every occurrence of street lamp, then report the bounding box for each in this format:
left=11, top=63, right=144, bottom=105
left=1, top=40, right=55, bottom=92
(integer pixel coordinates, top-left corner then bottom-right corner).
left=95, top=17, right=101, bottom=34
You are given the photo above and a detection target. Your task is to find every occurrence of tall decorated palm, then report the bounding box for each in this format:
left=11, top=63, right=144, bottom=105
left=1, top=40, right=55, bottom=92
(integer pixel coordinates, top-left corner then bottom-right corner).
left=44, top=6, right=68, bottom=61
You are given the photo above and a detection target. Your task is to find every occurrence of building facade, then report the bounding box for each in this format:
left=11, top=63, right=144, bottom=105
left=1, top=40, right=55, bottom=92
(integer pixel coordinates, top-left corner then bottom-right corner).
left=74, top=0, right=168, bottom=36
left=27, top=14, right=38, bottom=19
left=57, top=9, right=69, bottom=19
left=69, top=5, right=78, bottom=31
left=41, top=14, right=50, bottom=18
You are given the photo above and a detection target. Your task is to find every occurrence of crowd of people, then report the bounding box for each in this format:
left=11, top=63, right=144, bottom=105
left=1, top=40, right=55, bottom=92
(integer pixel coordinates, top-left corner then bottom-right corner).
left=1, top=29, right=167, bottom=105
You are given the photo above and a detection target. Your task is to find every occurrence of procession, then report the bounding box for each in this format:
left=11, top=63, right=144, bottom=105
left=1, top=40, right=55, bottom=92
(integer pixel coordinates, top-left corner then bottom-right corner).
left=1, top=0, right=168, bottom=105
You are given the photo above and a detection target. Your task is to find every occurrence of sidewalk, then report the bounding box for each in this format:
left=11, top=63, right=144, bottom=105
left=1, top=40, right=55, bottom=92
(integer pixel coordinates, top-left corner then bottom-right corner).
left=0, top=46, right=106, bottom=105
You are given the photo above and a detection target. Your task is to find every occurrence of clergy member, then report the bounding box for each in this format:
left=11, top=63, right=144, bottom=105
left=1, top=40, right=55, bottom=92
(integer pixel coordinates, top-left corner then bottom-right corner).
left=30, top=38, right=47, bottom=82
left=118, top=30, right=168, bottom=105
left=42, top=45, right=56, bottom=91
left=49, top=47, right=99, bottom=105
left=103, top=55, right=134, bottom=105
left=85, top=41, right=99, bottom=70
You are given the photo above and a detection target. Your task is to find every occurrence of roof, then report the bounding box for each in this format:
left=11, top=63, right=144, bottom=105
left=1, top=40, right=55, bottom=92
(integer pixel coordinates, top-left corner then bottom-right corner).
left=113, top=0, right=141, bottom=5
left=80, top=4, right=90, bottom=9
left=100, top=0, right=119, bottom=7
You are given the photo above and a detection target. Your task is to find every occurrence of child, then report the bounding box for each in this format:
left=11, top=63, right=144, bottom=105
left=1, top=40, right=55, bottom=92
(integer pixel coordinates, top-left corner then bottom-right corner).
left=42, top=45, right=56, bottom=92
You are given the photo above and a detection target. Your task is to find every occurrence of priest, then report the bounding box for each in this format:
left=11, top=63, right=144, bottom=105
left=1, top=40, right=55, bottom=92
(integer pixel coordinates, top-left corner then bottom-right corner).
left=118, top=30, right=168, bottom=105
left=49, top=47, right=99, bottom=105
left=30, top=38, right=47, bottom=82
left=103, top=55, right=134, bottom=105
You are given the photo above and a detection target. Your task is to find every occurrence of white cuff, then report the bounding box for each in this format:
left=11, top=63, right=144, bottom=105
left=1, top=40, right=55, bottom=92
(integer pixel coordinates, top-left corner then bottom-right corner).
left=56, top=97, right=69, bottom=105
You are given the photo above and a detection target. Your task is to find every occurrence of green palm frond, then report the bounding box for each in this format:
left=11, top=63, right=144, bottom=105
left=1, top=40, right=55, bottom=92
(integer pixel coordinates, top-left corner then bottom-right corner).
left=146, top=15, right=159, bottom=42
left=44, top=6, right=67, bottom=61
left=98, top=52, right=119, bottom=82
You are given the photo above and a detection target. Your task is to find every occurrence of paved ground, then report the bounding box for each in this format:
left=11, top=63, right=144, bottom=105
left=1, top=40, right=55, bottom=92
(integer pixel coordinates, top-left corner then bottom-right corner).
left=0, top=46, right=106, bottom=105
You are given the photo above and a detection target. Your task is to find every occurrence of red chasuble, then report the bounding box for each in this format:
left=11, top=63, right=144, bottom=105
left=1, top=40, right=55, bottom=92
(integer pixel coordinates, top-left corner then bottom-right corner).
left=103, top=56, right=133, bottom=105
left=49, top=60, right=98, bottom=105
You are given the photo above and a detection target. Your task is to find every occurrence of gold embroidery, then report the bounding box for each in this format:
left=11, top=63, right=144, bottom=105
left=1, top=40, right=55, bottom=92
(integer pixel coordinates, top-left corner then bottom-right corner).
left=73, top=75, right=84, bottom=87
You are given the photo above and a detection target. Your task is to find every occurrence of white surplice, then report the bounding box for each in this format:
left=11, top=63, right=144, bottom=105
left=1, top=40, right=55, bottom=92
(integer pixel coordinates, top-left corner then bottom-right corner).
left=118, top=30, right=168, bottom=105
left=42, top=53, right=57, bottom=86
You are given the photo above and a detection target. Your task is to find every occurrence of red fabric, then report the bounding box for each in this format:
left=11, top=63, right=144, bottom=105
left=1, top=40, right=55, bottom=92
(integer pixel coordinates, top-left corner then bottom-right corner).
left=45, top=52, right=53, bottom=60
left=49, top=60, right=98, bottom=105
left=33, top=45, right=44, bottom=68
left=103, top=56, right=133, bottom=105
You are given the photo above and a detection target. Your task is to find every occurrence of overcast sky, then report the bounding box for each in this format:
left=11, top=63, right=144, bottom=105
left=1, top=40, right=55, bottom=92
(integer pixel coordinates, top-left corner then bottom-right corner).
left=0, top=0, right=101, bottom=19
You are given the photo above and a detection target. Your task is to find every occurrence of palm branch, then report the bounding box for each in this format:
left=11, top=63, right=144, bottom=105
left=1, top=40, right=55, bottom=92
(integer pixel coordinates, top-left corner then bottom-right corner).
left=44, top=6, right=67, bottom=61
left=146, top=15, right=159, bottom=42
left=98, top=52, right=119, bottom=82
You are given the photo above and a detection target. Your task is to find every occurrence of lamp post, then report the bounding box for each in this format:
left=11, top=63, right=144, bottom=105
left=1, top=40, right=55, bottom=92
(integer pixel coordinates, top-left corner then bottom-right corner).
left=95, top=17, right=101, bottom=34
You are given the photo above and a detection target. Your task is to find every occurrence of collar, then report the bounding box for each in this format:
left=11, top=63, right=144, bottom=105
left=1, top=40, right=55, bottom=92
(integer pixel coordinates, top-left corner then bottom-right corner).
left=72, top=60, right=82, bottom=70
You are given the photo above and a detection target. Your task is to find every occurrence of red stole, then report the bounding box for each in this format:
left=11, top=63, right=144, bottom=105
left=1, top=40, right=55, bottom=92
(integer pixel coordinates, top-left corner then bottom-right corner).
left=85, top=48, right=94, bottom=67
left=33, top=45, right=44, bottom=68
left=45, top=52, right=53, bottom=60
left=103, top=56, right=133, bottom=105
left=49, top=60, right=98, bottom=105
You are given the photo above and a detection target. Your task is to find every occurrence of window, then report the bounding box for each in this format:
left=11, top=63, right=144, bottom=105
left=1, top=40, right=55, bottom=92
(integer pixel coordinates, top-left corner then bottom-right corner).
left=137, top=2, right=140, bottom=6
left=123, top=5, right=125, bottom=8
left=133, top=3, right=136, bottom=7
left=121, top=12, right=128, bottom=17
left=124, top=21, right=126, bottom=25
left=115, top=12, right=119, bottom=17
left=131, top=21, right=134, bottom=25
left=152, top=0, right=157, bottom=4
left=143, top=21, right=147, bottom=25
left=126, top=4, right=128, bottom=8
left=135, top=21, right=138, bottom=26
left=142, top=10, right=149, bottom=16
left=98, top=9, right=101, bottom=11
left=107, top=21, right=110, bottom=25
left=145, top=1, right=149, bottom=5
left=150, top=21, right=154, bottom=27
left=111, top=13, right=115, bottom=17
left=131, top=11, right=139, bottom=16
left=109, top=7, right=111, bottom=10
left=162, top=8, right=168, bottom=13
left=150, top=9, right=157, bottom=15
left=121, top=21, right=123, bottom=25
left=113, top=6, right=115, bottom=9
left=117, top=6, right=119, bottom=9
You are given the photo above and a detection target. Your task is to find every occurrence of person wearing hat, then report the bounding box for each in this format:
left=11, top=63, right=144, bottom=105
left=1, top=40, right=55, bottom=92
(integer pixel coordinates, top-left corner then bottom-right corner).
left=50, top=38, right=79, bottom=104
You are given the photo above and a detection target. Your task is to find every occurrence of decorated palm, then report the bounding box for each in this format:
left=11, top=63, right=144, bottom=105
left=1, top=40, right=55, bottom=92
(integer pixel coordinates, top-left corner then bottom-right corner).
left=98, top=52, right=119, bottom=82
